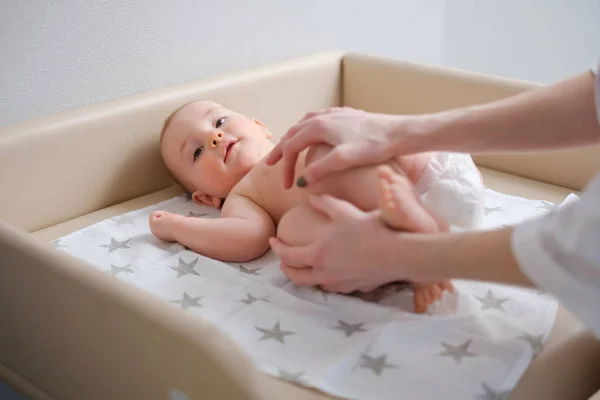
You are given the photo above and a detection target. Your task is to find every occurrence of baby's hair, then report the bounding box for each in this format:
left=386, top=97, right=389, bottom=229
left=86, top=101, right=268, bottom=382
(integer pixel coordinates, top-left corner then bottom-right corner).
left=159, top=101, right=195, bottom=194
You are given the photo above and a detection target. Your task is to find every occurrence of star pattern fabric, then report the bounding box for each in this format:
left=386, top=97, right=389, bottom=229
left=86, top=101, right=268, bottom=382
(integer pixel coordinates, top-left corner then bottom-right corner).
left=238, top=265, right=260, bottom=275
left=332, top=320, right=368, bottom=337
left=518, top=333, right=544, bottom=356
left=537, top=200, right=555, bottom=211
left=439, top=338, right=477, bottom=363
left=169, top=257, right=200, bottom=278
left=114, top=214, right=136, bottom=226
left=99, top=237, right=131, bottom=253
left=171, top=293, right=203, bottom=310
left=239, top=294, right=270, bottom=305
left=278, top=369, right=306, bottom=385
left=359, top=354, right=396, bottom=375
left=475, top=290, right=510, bottom=311
left=107, top=264, right=133, bottom=277
left=476, top=383, right=511, bottom=400
left=51, top=187, right=562, bottom=400
left=256, top=321, right=296, bottom=344
left=188, top=212, right=207, bottom=218
left=484, top=206, right=505, bottom=216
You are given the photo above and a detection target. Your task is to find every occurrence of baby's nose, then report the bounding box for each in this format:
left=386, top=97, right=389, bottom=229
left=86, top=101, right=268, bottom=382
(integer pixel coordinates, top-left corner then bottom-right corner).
left=210, top=132, right=223, bottom=148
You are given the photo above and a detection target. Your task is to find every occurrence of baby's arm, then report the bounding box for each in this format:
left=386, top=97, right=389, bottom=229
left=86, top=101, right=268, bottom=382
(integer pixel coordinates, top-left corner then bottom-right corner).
left=149, top=194, right=275, bottom=262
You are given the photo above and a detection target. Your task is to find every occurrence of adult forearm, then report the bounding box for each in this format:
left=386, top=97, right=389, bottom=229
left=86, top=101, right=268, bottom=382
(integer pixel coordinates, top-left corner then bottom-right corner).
left=385, top=228, right=534, bottom=288
left=403, top=71, right=599, bottom=155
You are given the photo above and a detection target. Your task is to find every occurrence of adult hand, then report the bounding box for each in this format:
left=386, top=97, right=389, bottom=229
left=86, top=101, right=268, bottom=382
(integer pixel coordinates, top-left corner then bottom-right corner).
left=269, top=194, right=399, bottom=293
left=265, top=107, right=423, bottom=189
left=269, top=193, right=447, bottom=293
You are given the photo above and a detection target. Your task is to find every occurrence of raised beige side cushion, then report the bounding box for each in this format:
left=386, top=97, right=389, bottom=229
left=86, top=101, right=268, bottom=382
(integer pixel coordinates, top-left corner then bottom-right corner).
left=0, top=221, right=263, bottom=400
left=0, top=50, right=344, bottom=233
left=342, top=52, right=600, bottom=192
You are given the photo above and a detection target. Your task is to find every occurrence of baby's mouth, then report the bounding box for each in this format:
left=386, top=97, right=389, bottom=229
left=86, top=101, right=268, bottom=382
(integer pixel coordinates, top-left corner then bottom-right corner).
left=224, top=141, right=237, bottom=163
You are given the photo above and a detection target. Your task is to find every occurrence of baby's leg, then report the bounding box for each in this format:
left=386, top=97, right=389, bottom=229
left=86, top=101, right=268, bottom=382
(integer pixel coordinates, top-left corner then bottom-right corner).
left=377, top=165, right=455, bottom=313
left=301, top=145, right=454, bottom=312
left=305, top=144, right=421, bottom=219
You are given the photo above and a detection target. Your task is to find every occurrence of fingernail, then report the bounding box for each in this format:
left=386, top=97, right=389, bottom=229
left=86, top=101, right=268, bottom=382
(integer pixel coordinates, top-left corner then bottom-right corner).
left=296, top=176, right=307, bottom=188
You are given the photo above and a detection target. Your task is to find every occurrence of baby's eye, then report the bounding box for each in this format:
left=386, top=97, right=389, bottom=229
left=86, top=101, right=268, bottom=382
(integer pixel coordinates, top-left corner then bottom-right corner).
left=193, top=147, right=202, bottom=162
left=216, top=116, right=227, bottom=128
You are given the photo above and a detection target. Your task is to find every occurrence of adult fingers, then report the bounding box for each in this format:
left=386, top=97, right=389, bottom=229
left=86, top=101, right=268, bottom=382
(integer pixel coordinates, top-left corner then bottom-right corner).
left=268, top=237, right=313, bottom=268
left=264, top=142, right=284, bottom=166
left=264, top=119, right=303, bottom=166
left=280, top=263, right=320, bottom=286
left=280, top=125, right=330, bottom=189
left=298, top=107, right=351, bottom=123
left=308, top=194, right=358, bottom=221
left=304, top=144, right=378, bottom=184
left=298, top=109, right=329, bottom=123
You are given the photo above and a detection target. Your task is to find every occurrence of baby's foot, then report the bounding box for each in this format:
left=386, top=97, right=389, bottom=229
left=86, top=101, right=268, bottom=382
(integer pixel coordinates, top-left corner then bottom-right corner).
left=149, top=211, right=183, bottom=242
left=376, top=165, right=454, bottom=313
left=377, top=165, right=439, bottom=233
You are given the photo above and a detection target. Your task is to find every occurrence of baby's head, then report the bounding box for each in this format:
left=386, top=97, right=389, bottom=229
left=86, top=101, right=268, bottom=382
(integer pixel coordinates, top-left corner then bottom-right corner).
left=160, top=100, right=274, bottom=207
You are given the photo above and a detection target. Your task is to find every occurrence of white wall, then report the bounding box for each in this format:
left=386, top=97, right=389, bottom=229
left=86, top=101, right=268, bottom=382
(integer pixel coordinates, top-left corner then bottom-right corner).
left=0, top=0, right=445, bottom=126
left=1, top=0, right=598, bottom=127
left=442, top=0, right=600, bottom=84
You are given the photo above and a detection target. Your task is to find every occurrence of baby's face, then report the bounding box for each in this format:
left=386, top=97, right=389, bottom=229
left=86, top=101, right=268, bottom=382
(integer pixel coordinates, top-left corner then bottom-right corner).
left=161, top=101, right=274, bottom=204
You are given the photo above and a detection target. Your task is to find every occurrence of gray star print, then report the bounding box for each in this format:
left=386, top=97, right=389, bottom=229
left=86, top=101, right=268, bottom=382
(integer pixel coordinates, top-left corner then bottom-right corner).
left=359, top=354, right=397, bottom=376
left=99, top=237, right=131, bottom=253
left=518, top=333, right=544, bottom=355
left=239, top=294, right=270, bottom=305
left=537, top=200, right=555, bottom=212
left=171, top=293, right=203, bottom=310
left=333, top=320, right=367, bottom=337
left=188, top=211, right=208, bottom=218
left=476, top=383, right=511, bottom=400
left=439, top=338, right=477, bottom=363
left=182, top=192, right=193, bottom=202
left=52, top=239, right=67, bottom=249
left=312, top=286, right=329, bottom=301
left=484, top=206, right=505, bottom=216
left=114, top=214, right=136, bottom=226
left=168, top=389, right=191, bottom=400
left=475, top=290, right=509, bottom=311
left=238, top=265, right=260, bottom=275
left=278, top=369, right=306, bottom=385
left=256, top=321, right=296, bottom=344
left=169, top=257, right=200, bottom=278
left=107, top=264, right=133, bottom=277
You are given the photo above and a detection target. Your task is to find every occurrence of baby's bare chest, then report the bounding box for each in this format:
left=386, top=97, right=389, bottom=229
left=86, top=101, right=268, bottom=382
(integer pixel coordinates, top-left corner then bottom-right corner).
left=233, top=157, right=310, bottom=224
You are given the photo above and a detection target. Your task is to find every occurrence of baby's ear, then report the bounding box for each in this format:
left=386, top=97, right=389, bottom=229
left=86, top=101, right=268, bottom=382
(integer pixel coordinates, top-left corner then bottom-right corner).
left=252, top=118, right=272, bottom=139
left=192, top=190, right=222, bottom=209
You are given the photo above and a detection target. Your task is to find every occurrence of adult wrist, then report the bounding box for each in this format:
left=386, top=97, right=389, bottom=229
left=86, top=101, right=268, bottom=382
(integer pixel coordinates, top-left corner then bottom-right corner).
left=387, top=113, right=450, bottom=156
left=377, top=228, right=440, bottom=283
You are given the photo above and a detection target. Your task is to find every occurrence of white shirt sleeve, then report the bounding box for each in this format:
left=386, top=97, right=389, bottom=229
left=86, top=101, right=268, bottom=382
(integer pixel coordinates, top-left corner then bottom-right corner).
left=511, top=60, right=600, bottom=338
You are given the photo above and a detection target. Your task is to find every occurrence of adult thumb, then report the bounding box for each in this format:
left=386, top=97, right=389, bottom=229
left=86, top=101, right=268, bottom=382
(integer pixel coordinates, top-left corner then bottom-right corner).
left=308, top=194, right=356, bottom=220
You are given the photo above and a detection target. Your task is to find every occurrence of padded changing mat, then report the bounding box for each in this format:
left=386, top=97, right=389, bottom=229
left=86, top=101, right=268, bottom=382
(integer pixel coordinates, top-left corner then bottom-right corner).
left=52, top=188, right=564, bottom=400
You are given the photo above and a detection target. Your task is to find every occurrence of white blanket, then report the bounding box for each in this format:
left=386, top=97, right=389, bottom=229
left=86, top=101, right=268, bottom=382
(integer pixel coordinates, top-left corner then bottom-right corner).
left=52, top=188, right=568, bottom=400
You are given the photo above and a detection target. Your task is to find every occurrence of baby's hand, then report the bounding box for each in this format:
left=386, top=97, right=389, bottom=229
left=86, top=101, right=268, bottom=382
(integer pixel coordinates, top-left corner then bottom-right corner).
left=149, top=211, right=183, bottom=242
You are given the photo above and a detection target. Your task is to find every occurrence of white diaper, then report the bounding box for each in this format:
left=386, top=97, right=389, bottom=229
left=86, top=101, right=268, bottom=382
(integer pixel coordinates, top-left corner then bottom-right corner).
left=416, top=152, right=485, bottom=231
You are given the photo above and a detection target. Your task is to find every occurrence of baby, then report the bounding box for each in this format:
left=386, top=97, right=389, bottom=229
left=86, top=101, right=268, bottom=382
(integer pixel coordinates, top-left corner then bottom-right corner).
left=150, top=100, right=484, bottom=312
